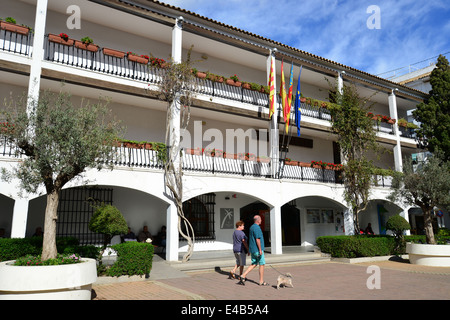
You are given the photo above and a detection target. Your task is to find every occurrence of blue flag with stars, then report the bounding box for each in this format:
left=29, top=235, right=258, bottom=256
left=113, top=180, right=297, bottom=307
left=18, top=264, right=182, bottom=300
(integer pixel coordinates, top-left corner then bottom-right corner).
left=295, top=66, right=302, bottom=136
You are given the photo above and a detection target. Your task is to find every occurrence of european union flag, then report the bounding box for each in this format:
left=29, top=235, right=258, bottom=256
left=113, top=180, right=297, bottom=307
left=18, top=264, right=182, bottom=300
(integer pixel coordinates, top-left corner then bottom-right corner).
left=295, top=66, right=302, bottom=136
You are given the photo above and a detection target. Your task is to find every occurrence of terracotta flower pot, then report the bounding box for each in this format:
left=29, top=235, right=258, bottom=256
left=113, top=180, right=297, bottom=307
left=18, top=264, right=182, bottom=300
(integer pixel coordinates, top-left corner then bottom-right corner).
left=127, top=54, right=148, bottom=64
left=0, top=21, right=29, bottom=36
left=48, top=33, right=74, bottom=46
left=74, top=40, right=99, bottom=52
left=103, top=47, right=126, bottom=58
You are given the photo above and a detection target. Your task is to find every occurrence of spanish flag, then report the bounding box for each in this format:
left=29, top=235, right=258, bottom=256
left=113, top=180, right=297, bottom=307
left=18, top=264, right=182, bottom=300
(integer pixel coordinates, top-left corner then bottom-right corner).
left=268, top=57, right=276, bottom=118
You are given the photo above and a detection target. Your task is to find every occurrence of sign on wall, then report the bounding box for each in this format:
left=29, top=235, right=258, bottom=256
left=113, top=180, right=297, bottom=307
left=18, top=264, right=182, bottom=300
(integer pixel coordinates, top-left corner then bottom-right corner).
left=220, top=208, right=234, bottom=229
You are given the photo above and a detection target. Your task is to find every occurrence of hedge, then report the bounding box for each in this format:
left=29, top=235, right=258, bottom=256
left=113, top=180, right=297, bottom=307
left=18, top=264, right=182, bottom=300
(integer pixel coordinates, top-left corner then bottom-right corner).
left=106, top=241, right=154, bottom=277
left=0, top=237, right=100, bottom=262
left=316, top=235, right=397, bottom=258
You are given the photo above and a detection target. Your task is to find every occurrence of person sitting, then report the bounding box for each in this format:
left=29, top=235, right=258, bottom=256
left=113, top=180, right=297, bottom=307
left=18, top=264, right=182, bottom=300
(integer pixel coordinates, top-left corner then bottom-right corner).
left=365, top=223, right=374, bottom=235
left=138, top=225, right=152, bottom=243
left=123, top=227, right=136, bottom=241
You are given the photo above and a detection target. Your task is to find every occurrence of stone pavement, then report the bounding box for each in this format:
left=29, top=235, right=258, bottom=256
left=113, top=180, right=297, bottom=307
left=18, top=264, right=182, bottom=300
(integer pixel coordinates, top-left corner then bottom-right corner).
left=92, top=249, right=450, bottom=302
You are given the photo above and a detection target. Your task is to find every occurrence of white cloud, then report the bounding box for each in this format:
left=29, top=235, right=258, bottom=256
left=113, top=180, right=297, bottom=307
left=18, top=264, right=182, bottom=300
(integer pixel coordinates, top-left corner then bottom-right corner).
left=160, top=0, right=450, bottom=75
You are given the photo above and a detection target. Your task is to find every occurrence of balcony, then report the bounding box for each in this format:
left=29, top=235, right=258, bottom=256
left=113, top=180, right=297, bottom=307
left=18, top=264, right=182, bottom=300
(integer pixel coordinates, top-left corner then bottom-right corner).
left=0, top=138, right=393, bottom=187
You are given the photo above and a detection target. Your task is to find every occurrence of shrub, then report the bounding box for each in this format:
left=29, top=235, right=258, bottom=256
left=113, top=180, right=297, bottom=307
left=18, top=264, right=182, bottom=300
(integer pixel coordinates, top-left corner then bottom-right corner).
left=386, top=215, right=410, bottom=238
left=89, top=204, right=128, bottom=249
left=316, top=235, right=397, bottom=258
left=106, top=242, right=154, bottom=277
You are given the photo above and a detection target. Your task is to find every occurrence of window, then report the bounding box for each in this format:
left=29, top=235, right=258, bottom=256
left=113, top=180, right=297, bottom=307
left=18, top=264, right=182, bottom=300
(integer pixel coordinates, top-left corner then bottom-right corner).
left=182, top=193, right=216, bottom=240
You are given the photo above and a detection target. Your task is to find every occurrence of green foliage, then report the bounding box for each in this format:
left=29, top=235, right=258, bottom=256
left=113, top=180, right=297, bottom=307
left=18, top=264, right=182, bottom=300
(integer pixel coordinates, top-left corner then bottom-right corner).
left=89, top=204, right=128, bottom=248
left=0, top=91, right=125, bottom=195
left=106, top=242, right=154, bottom=277
left=327, top=82, right=379, bottom=233
left=385, top=215, right=410, bottom=238
left=413, top=55, right=450, bottom=161
left=316, top=235, right=397, bottom=258
left=80, top=36, right=94, bottom=44
left=0, top=237, right=99, bottom=262
left=388, top=152, right=450, bottom=244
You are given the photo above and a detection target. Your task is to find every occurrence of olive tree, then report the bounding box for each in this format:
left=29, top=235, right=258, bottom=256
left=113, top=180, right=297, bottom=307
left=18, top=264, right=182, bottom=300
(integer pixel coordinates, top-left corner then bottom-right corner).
left=1, top=91, right=124, bottom=260
left=388, top=153, right=450, bottom=244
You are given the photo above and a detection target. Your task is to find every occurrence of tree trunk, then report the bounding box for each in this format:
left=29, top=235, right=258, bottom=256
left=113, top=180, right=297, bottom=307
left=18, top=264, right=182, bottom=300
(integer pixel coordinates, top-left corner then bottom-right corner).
left=41, top=190, right=60, bottom=260
left=423, top=208, right=436, bottom=245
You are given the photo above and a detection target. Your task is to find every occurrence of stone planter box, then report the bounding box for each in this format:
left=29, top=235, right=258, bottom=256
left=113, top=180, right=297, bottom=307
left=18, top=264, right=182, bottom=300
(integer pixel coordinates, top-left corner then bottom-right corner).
left=0, top=258, right=97, bottom=300
left=406, top=243, right=450, bottom=267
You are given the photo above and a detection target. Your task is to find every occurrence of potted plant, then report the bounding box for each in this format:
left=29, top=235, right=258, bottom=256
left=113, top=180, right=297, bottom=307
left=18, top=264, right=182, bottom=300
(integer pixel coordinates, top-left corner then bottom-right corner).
left=242, top=82, right=251, bottom=90
left=103, top=47, right=126, bottom=58
left=0, top=17, right=31, bottom=36
left=48, top=32, right=74, bottom=46
left=397, top=118, right=408, bottom=127
left=226, top=74, right=242, bottom=87
left=74, top=36, right=99, bottom=52
left=127, top=52, right=149, bottom=64
left=149, top=57, right=167, bottom=68
left=257, top=156, right=270, bottom=163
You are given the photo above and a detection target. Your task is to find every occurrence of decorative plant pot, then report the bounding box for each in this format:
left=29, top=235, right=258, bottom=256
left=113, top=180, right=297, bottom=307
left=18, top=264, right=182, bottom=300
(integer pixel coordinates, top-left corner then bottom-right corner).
left=257, top=157, right=270, bottom=163
left=242, top=83, right=251, bottom=90
left=74, top=40, right=99, bottom=52
left=298, top=161, right=310, bottom=167
left=103, top=47, right=125, bottom=58
left=48, top=33, right=74, bottom=46
left=0, top=21, right=30, bottom=36
left=144, top=143, right=153, bottom=150
left=285, top=160, right=298, bottom=166
left=0, top=258, right=97, bottom=300
left=196, top=72, right=207, bottom=79
left=127, top=54, right=149, bottom=65
left=226, top=79, right=241, bottom=87
left=406, top=243, right=450, bottom=267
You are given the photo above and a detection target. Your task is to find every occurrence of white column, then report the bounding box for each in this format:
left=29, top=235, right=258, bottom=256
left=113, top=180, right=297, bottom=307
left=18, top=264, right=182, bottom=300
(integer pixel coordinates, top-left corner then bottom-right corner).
left=270, top=205, right=282, bottom=254
left=337, top=71, right=345, bottom=95
left=10, top=199, right=30, bottom=238
left=165, top=202, right=179, bottom=261
left=388, top=89, right=403, bottom=172
left=268, top=49, right=279, bottom=178
left=27, top=0, right=48, bottom=115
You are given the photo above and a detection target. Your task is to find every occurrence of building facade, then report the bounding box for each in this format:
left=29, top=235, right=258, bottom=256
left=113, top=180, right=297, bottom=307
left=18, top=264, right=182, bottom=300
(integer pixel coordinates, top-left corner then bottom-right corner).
left=1, top=0, right=441, bottom=261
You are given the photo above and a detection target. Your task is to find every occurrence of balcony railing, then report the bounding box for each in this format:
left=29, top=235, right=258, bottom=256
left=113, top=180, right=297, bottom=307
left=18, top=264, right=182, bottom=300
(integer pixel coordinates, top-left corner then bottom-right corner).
left=0, top=138, right=393, bottom=187
left=0, top=27, right=33, bottom=56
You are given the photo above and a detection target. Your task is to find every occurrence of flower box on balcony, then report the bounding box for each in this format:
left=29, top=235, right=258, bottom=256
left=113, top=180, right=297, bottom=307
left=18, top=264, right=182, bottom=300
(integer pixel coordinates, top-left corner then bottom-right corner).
left=257, top=156, right=270, bottom=163
left=74, top=40, right=99, bottom=52
left=48, top=33, right=74, bottom=46
left=226, top=79, right=242, bottom=87
left=0, top=21, right=30, bottom=36
left=103, top=47, right=125, bottom=58
left=127, top=53, right=149, bottom=64
left=285, top=160, right=298, bottom=166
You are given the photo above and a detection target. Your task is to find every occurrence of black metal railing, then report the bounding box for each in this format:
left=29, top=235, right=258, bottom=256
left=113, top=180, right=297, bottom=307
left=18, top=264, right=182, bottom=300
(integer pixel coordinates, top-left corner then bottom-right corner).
left=0, top=27, right=33, bottom=56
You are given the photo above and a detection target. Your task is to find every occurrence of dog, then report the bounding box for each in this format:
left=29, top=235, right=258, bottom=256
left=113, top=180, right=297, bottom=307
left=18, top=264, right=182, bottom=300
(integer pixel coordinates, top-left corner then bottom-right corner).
left=276, top=273, right=294, bottom=289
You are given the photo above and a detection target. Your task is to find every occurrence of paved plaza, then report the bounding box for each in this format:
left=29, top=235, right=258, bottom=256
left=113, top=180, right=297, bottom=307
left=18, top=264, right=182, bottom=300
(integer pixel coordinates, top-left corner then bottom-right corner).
left=92, top=251, right=450, bottom=302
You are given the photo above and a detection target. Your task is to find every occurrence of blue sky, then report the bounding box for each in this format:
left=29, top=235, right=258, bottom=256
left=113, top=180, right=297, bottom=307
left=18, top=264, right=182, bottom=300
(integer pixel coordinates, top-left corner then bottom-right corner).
left=160, top=0, right=450, bottom=78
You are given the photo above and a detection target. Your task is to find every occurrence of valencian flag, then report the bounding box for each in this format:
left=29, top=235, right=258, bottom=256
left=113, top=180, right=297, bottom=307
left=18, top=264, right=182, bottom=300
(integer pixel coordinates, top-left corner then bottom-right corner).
left=295, top=66, right=303, bottom=136
left=285, top=62, right=294, bottom=133
left=268, top=57, right=276, bottom=118
left=280, top=59, right=288, bottom=124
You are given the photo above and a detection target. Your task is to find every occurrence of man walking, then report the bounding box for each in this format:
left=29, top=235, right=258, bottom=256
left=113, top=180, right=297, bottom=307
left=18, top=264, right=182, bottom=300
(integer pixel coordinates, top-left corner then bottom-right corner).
left=239, top=215, right=269, bottom=286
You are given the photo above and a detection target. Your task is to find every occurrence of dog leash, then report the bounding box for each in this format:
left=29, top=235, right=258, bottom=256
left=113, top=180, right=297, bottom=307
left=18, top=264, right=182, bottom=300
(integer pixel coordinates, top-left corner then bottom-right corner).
left=269, top=265, right=289, bottom=277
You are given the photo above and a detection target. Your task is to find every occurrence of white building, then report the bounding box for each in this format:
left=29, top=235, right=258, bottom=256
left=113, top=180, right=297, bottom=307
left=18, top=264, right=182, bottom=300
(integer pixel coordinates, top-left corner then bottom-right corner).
left=0, top=0, right=440, bottom=261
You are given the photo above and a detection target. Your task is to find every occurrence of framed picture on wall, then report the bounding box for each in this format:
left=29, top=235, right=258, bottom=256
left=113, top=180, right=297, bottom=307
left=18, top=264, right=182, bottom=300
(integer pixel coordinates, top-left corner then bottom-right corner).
left=306, top=208, right=321, bottom=223
left=321, top=209, right=334, bottom=223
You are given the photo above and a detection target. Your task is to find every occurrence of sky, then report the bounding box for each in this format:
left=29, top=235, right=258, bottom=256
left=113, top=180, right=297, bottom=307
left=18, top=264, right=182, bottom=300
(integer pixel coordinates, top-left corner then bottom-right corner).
left=159, top=0, right=450, bottom=78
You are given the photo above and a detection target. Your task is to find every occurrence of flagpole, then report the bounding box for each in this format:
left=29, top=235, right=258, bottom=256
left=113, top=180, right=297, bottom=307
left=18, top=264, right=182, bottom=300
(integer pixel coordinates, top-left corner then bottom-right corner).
left=268, top=49, right=278, bottom=178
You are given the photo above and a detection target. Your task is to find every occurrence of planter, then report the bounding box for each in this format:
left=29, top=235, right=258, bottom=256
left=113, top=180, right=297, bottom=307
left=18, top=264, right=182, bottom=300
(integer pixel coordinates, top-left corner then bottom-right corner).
left=406, top=243, right=450, bottom=267
left=226, top=79, right=241, bottom=87
left=0, top=21, right=30, bottom=36
left=298, top=161, right=310, bottom=167
left=48, top=33, right=74, bottom=46
left=127, top=54, right=149, bottom=65
left=285, top=160, right=298, bottom=166
left=242, top=83, right=251, bottom=90
left=0, top=258, right=97, bottom=300
left=103, top=47, right=125, bottom=58
left=257, top=157, right=270, bottom=163
left=74, top=40, right=99, bottom=52
left=196, top=72, right=207, bottom=79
